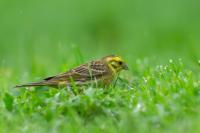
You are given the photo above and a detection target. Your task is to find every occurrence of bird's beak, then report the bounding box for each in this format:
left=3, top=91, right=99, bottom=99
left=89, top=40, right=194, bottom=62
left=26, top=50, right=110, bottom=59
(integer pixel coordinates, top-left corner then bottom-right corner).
left=122, top=63, right=129, bottom=70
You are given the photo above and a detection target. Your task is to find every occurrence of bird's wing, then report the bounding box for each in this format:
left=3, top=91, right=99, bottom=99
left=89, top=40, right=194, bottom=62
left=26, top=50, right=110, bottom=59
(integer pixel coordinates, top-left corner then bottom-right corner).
left=43, top=61, right=110, bottom=85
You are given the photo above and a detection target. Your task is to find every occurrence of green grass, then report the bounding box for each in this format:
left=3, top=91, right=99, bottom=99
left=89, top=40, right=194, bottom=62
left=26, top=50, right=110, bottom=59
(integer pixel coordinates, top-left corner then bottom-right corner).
left=1, top=59, right=200, bottom=133
left=1, top=0, right=200, bottom=132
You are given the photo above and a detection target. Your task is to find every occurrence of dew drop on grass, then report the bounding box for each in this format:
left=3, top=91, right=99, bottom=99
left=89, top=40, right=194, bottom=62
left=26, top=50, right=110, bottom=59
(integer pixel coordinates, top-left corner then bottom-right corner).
left=133, top=102, right=145, bottom=113
left=169, top=59, right=173, bottom=63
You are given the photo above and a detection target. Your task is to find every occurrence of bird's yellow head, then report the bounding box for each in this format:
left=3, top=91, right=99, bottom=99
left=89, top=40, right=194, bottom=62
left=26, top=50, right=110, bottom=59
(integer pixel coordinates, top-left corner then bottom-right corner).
left=103, top=55, right=129, bottom=73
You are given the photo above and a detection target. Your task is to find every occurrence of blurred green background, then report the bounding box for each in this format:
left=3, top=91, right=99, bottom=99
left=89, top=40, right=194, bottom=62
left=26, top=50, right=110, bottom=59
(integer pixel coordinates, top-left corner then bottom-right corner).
left=1, top=0, right=200, bottom=67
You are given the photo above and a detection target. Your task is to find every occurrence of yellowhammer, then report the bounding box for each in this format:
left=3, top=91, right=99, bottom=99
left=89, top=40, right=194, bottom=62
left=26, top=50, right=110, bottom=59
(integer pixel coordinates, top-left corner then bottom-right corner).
left=15, top=55, right=128, bottom=88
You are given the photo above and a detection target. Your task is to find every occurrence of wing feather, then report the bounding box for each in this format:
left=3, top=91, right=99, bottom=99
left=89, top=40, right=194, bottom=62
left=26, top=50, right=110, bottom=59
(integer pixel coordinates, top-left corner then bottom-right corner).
left=42, top=61, right=110, bottom=85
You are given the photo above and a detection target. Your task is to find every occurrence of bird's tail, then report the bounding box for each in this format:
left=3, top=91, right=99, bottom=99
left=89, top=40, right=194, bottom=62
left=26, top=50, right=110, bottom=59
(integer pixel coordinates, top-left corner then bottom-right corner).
left=15, top=81, right=48, bottom=88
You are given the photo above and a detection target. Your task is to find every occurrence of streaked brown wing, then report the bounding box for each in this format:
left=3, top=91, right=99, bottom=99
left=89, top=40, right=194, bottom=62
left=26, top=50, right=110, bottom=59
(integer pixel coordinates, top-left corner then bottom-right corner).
left=73, top=61, right=109, bottom=77
left=43, top=61, right=110, bottom=85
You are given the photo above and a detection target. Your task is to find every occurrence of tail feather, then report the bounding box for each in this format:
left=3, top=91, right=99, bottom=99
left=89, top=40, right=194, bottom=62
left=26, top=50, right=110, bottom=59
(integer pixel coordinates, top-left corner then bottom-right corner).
left=15, top=81, right=48, bottom=88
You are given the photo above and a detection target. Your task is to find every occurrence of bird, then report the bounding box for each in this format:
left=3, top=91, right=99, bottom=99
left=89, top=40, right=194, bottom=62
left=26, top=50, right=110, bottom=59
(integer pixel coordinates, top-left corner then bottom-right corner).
left=15, top=55, right=128, bottom=88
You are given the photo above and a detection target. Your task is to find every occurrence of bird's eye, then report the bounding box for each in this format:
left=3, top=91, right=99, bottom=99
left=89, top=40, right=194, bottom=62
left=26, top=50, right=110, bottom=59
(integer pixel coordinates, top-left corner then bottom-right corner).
left=118, top=61, right=123, bottom=65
